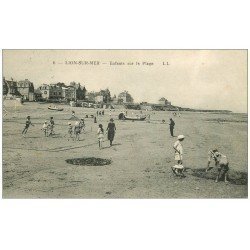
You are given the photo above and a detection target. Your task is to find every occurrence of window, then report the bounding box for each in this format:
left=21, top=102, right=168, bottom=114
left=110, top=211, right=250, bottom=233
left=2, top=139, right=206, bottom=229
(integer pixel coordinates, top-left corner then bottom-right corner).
left=54, top=92, right=56, bottom=95
left=59, top=92, right=61, bottom=95
left=44, top=91, right=47, bottom=94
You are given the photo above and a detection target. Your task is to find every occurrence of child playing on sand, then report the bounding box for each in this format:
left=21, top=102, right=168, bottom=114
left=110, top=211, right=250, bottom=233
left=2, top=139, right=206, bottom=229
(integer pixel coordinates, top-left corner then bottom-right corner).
left=206, top=149, right=229, bottom=183
left=49, top=117, right=55, bottom=136
left=22, top=116, right=34, bottom=137
left=79, top=118, right=85, bottom=133
left=67, top=122, right=73, bottom=140
left=74, top=121, right=81, bottom=141
left=42, top=121, right=49, bottom=137
left=171, top=135, right=185, bottom=176
left=97, top=124, right=104, bottom=149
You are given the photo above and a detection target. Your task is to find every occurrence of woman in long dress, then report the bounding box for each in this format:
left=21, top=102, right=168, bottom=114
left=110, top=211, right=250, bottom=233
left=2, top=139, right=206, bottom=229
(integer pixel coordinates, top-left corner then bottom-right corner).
left=106, top=118, right=116, bottom=146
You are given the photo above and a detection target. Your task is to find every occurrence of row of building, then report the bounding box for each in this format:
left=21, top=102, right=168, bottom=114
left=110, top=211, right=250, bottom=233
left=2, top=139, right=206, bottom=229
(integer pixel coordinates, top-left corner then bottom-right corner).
left=2, top=78, right=135, bottom=104
left=3, top=77, right=172, bottom=107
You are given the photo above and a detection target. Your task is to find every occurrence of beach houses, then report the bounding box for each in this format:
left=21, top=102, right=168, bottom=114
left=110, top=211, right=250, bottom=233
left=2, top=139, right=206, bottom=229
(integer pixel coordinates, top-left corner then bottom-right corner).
left=17, top=79, right=35, bottom=101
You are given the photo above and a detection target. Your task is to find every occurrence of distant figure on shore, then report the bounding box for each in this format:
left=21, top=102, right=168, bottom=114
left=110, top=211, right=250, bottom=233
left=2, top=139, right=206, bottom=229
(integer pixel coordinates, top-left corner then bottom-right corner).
left=102, top=110, right=104, bottom=115
left=74, top=121, right=81, bottom=141
left=49, top=117, right=55, bottom=136
left=96, top=110, right=99, bottom=116
left=97, top=124, right=104, bottom=149
left=99, top=111, right=102, bottom=116
left=67, top=122, right=73, bottom=140
left=94, top=116, right=97, bottom=123
left=22, top=116, right=34, bottom=137
left=72, top=110, right=75, bottom=117
left=125, top=110, right=127, bottom=116
left=206, top=149, right=229, bottom=183
left=169, top=118, right=175, bottom=137
left=106, top=118, right=116, bottom=146
left=171, top=135, right=185, bottom=176
left=42, top=121, right=49, bottom=137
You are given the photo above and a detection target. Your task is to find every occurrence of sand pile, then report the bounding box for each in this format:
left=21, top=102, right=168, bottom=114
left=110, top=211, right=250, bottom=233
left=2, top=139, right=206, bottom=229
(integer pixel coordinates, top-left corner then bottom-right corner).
left=191, top=168, right=247, bottom=185
left=66, top=157, right=112, bottom=166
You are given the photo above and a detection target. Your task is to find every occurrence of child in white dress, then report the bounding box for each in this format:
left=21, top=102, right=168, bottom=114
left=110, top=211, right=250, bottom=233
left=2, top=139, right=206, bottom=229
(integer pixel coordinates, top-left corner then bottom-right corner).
left=97, top=124, right=104, bottom=149
left=42, top=121, right=49, bottom=137
left=172, top=135, right=185, bottom=176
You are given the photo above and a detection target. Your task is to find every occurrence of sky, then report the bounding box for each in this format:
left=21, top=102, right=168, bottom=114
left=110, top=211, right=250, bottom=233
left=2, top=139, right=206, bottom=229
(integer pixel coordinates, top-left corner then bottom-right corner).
left=3, top=50, right=247, bottom=113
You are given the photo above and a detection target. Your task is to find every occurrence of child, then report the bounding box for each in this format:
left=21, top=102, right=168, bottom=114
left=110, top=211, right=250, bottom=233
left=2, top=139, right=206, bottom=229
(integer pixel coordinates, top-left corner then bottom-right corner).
left=22, top=116, right=34, bottom=137
left=67, top=122, right=73, bottom=140
left=42, top=121, right=49, bottom=137
left=74, top=121, right=81, bottom=141
left=49, top=117, right=55, bottom=136
left=97, top=124, right=104, bottom=149
left=171, top=135, right=185, bottom=176
left=206, top=149, right=229, bottom=183
left=79, top=118, right=85, bottom=133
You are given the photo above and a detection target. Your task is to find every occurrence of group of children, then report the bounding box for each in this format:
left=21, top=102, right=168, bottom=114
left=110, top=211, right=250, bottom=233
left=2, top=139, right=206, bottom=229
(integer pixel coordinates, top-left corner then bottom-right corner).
left=41, top=117, right=55, bottom=137
left=171, top=134, right=229, bottom=183
left=67, top=118, right=85, bottom=141
left=21, top=113, right=229, bottom=183
left=97, top=118, right=116, bottom=149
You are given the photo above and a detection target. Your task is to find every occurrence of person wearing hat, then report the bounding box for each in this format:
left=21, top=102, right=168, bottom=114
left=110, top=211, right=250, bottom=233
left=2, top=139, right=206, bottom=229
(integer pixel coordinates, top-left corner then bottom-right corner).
left=42, top=121, right=49, bottom=137
left=206, top=149, right=229, bottom=183
left=22, top=116, right=34, bottom=137
left=171, top=135, right=185, bottom=176
left=106, top=118, right=116, bottom=146
left=169, top=118, right=175, bottom=137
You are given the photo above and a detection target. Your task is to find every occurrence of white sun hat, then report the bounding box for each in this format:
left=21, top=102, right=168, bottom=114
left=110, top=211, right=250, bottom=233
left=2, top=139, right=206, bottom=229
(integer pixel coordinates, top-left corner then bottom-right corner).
left=177, top=135, right=185, bottom=140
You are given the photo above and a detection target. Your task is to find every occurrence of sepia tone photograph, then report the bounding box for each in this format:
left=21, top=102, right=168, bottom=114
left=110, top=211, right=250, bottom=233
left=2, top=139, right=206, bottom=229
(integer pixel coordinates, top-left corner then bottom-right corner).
left=2, top=49, right=248, bottom=198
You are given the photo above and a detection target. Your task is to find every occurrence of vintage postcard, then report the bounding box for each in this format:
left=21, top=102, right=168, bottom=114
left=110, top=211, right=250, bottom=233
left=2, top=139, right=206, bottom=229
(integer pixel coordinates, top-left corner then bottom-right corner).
left=2, top=49, right=248, bottom=198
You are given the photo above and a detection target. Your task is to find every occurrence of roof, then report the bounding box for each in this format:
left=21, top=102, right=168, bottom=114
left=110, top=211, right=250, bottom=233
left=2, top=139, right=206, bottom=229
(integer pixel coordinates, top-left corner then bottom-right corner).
left=34, top=89, right=42, bottom=94
left=18, top=79, right=33, bottom=87
left=4, top=79, right=18, bottom=85
left=159, top=97, right=166, bottom=101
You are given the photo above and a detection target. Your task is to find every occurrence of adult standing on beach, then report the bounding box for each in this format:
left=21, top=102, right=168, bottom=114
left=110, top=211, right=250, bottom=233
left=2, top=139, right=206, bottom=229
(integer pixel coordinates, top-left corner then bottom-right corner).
left=169, top=118, right=175, bottom=137
left=106, top=118, right=116, bottom=146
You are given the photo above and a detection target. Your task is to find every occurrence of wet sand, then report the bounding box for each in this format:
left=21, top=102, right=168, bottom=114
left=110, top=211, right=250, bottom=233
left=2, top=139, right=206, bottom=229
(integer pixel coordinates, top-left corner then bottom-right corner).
left=2, top=103, right=248, bottom=198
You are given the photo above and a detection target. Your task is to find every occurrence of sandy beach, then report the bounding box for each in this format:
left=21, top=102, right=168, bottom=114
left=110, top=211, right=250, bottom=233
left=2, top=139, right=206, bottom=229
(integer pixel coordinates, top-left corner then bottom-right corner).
left=2, top=103, right=248, bottom=198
